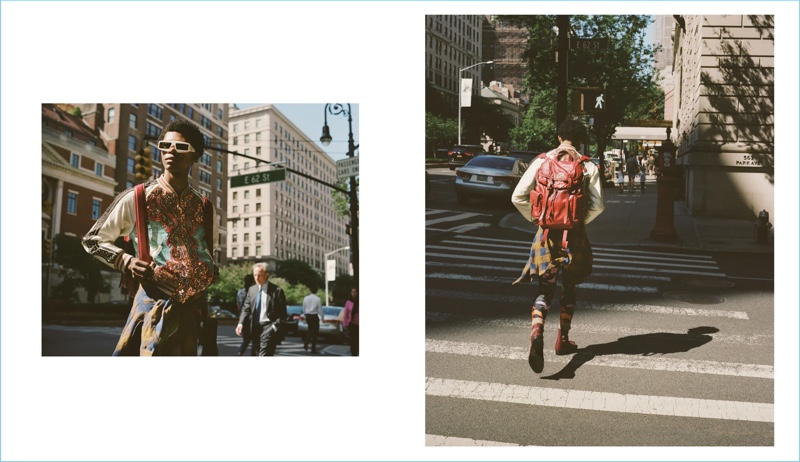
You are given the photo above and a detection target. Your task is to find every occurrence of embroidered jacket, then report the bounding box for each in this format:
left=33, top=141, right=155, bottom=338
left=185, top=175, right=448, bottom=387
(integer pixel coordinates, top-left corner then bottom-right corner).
left=82, top=176, right=219, bottom=303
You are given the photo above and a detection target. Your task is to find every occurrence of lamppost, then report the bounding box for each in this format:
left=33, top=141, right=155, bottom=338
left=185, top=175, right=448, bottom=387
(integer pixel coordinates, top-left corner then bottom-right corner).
left=320, top=103, right=359, bottom=289
left=324, top=246, right=350, bottom=305
left=458, top=60, right=493, bottom=145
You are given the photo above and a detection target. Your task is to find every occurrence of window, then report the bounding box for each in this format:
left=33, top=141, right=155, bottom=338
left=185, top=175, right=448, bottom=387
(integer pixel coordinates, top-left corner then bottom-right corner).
left=244, top=233, right=249, bottom=242
left=146, top=122, right=161, bottom=139
left=256, top=132, right=261, bottom=141
left=244, top=218, right=249, bottom=227
left=243, top=247, right=249, bottom=257
left=217, top=126, right=223, bottom=138
left=232, top=221, right=237, bottom=230
left=95, top=163, right=103, bottom=176
left=217, top=160, right=223, bottom=173
left=233, top=124, right=238, bottom=133
left=232, top=235, right=237, bottom=243
left=200, top=171, right=210, bottom=184
left=256, top=203, right=261, bottom=211
left=65, top=129, right=73, bottom=137
left=126, top=181, right=134, bottom=189
left=71, top=153, right=80, bottom=168
left=244, top=204, right=249, bottom=213
left=232, top=247, right=237, bottom=257
left=256, top=146, right=261, bottom=155
left=256, top=217, right=261, bottom=226
left=233, top=137, right=238, bottom=146
left=127, top=158, right=135, bottom=173
left=200, top=153, right=211, bottom=166
left=152, top=149, right=162, bottom=163
left=218, top=108, right=223, bottom=119
left=148, top=104, right=162, bottom=119
left=216, top=196, right=221, bottom=208
left=129, top=113, right=137, bottom=128
left=128, top=135, right=136, bottom=151
left=92, top=199, right=102, bottom=219
left=244, top=134, right=249, bottom=143
left=256, top=232, right=261, bottom=241
left=244, top=121, right=250, bottom=130
left=216, top=178, right=222, bottom=189
left=255, top=119, right=260, bottom=127
left=244, top=190, right=250, bottom=199
left=232, top=206, right=238, bottom=213
left=255, top=245, right=261, bottom=255
left=67, top=192, right=78, bottom=214
left=108, top=107, right=115, bottom=123
left=201, top=116, right=211, bottom=129
left=256, top=188, right=261, bottom=197
left=187, top=107, right=193, bottom=119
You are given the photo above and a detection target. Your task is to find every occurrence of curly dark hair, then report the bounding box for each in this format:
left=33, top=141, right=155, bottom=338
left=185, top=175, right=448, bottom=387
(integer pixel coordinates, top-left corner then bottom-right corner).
left=557, top=119, right=588, bottom=146
left=162, top=118, right=204, bottom=158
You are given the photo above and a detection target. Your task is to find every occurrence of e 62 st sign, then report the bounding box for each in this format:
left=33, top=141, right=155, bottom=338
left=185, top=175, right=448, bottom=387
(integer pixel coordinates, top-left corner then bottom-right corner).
left=230, top=169, right=286, bottom=187
left=571, top=38, right=608, bottom=50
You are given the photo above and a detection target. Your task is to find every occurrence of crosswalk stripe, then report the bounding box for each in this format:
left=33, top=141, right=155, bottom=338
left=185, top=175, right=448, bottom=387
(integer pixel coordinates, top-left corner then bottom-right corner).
left=426, top=291, right=749, bottom=319
left=425, top=377, right=773, bottom=422
left=427, top=212, right=490, bottom=226
left=425, top=434, right=519, bottom=447
left=426, top=262, right=672, bottom=282
left=426, top=339, right=773, bottom=379
left=426, top=273, right=658, bottom=293
left=425, top=313, right=771, bottom=346
left=452, top=234, right=715, bottom=260
left=592, top=264, right=726, bottom=278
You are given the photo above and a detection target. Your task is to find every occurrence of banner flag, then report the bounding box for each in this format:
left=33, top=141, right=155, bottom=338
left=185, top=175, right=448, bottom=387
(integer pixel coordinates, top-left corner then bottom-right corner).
left=460, top=78, right=473, bottom=107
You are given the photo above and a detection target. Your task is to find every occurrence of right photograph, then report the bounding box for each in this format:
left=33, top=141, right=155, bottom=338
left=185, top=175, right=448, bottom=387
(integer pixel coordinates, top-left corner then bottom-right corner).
left=425, top=15, right=774, bottom=446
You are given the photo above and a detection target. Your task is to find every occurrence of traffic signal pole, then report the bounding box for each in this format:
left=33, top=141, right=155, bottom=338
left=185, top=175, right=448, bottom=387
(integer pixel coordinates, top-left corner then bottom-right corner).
left=556, top=15, right=570, bottom=132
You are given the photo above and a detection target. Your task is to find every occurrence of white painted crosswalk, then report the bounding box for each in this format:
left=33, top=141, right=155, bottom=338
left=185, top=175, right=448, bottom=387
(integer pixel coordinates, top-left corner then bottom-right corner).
left=426, top=232, right=773, bottom=445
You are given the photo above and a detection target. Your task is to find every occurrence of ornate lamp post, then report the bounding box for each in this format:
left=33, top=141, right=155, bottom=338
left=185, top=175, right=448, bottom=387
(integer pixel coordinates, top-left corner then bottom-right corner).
left=458, top=60, right=493, bottom=145
left=320, top=103, right=359, bottom=288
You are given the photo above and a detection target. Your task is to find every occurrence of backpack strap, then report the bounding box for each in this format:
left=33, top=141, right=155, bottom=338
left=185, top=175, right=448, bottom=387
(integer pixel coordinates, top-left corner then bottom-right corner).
left=134, top=183, right=151, bottom=263
left=202, top=195, right=213, bottom=252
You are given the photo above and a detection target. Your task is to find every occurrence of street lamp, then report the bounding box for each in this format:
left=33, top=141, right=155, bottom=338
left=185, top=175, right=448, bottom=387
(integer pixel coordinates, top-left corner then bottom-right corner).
left=320, top=103, right=359, bottom=289
left=324, top=245, right=350, bottom=305
left=458, top=60, right=493, bottom=145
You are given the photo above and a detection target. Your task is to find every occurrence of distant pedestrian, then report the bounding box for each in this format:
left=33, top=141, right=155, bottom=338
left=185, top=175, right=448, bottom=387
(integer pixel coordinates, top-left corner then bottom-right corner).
left=625, top=154, right=640, bottom=194
left=236, top=274, right=256, bottom=356
left=342, top=287, right=359, bottom=357
left=648, top=154, right=656, bottom=175
left=302, top=286, right=322, bottom=353
left=637, top=154, right=647, bottom=193
left=511, top=119, right=605, bottom=373
left=235, top=262, right=287, bottom=356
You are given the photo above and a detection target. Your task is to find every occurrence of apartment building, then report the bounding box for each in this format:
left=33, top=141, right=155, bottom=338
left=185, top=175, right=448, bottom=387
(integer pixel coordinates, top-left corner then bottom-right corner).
left=653, top=15, right=677, bottom=120
left=226, top=105, right=349, bottom=277
left=671, top=15, right=774, bottom=219
left=426, top=15, right=486, bottom=109
left=483, top=15, right=529, bottom=101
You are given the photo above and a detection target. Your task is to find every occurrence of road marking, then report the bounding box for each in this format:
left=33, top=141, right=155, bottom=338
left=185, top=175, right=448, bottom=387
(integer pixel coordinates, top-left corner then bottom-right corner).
left=448, top=223, right=492, bottom=233
left=426, top=212, right=491, bottom=226
left=426, top=273, right=658, bottom=293
left=425, top=377, right=773, bottom=422
left=593, top=264, right=726, bottom=278
left=425, top=262, right=671, bottom=282
left=425, top=291, right=749, bottom=319
left=425, top=434, right=519, bottom=447
left=426, top=252, right=522, bottom=264
left=425, top=313, right=771, bottom=346
left=426, top=339, right=773, bottom=379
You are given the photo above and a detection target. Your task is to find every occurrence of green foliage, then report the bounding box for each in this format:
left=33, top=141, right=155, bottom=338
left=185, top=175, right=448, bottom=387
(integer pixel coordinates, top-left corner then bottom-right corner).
left=70, top=107, right=82, bottom=117
left=330, top=274, right=355, bottom=306
left=426, top=112, right=458, bottom=151
left=51, top=234, right=110, bottom=303
left=332, top=178, right=357, bottom=218
left=270, top=277, right=324, bottom=305
left=206, top=262, right=251, bottom=304
left=276, top=259, right=323, bottom=292
left=462, top=96, right=515, bottom=146
left=500, top=15, right=664, bottom=159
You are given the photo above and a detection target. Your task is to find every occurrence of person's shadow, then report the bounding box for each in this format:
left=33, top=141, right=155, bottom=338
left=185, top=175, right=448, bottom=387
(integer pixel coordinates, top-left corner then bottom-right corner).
left=541, top=326, right=720, bottom=380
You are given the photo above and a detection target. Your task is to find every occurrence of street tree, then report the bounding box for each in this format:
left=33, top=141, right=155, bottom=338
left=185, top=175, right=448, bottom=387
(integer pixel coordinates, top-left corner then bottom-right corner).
left=276, top=259, right=323, bottom=291
left=51, top=234, right=110, bottom=303
left=462, top=95, right=515, bottom=149
left=503, top=15, right=664, bottom=177
left=206, top=262, right=251, bottom=304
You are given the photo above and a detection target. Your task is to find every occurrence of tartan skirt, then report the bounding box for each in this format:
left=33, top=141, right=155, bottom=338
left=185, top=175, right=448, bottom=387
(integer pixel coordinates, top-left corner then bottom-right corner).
left=513, top=225, right=594, bottom=286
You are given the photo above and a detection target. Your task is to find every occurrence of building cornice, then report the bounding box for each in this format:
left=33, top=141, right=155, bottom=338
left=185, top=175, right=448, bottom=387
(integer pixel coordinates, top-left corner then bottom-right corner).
left=42, top=143, right=117, bottom=194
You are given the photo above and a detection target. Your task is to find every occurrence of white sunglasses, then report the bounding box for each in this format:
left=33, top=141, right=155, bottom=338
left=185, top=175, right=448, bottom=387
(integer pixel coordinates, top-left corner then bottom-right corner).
left=157, top=140, right=196, bottom=153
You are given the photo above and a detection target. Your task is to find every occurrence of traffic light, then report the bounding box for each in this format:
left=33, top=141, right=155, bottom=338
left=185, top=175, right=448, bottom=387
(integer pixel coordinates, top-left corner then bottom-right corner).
left=43, top=239, right=52, bottom=259
left=134, top=144, right=152, bottom=182
left=570, top=87, right=606, bottom=114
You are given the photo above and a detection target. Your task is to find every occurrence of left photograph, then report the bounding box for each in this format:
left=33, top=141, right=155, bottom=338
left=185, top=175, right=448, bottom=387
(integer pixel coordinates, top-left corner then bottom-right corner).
left=41, top=103, right=359, bottom=357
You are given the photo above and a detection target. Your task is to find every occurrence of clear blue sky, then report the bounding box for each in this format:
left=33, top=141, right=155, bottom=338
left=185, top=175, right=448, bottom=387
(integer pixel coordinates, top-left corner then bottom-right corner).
left=234, top=103, right=359, bottom=162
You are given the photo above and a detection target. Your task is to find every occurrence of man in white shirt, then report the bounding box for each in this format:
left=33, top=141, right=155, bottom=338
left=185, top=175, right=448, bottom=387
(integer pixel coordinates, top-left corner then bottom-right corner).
left=302, top=289, right=322, bottom=353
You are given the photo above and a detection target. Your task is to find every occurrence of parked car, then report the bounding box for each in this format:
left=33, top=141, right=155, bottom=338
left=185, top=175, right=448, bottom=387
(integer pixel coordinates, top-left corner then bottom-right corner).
left=506, top=150, right=540, bottom=164
left=209, top=306, right=237, bottom=319
left=454, top=155, right=528, bottom=205
left=433, top=148, right=450, bottom=160
left=448, top=144, right=485, bottom=170
left=298, top=306, right=347, bottom=343
left=284, top=305, right=303, bottom=335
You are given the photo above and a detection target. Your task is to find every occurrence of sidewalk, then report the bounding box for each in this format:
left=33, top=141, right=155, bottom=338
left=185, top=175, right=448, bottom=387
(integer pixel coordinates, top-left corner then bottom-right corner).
left=501, top=174, right=773, bottom=254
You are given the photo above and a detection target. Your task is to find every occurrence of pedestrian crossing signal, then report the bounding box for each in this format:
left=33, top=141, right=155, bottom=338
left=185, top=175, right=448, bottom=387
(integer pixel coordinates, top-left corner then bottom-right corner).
left=570, top=87, right=606, bottom=114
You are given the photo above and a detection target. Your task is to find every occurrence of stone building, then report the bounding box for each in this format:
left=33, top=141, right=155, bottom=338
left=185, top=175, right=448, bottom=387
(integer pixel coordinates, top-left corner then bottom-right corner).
left=671, top=15, right=773, bottom=219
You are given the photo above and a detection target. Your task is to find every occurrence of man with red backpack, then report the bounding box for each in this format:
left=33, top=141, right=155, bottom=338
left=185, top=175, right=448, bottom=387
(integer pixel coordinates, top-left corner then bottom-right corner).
left=511, top=120, right=605, bottom=373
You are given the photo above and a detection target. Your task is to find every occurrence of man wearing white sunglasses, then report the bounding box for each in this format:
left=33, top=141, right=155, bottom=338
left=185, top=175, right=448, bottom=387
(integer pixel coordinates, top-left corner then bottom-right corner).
left=82, top=118, right=219, bottom=356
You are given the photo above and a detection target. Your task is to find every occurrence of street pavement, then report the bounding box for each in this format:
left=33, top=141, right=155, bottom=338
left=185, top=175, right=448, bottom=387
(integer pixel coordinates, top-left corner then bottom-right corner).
left=425, top=169, right=775, bottom=446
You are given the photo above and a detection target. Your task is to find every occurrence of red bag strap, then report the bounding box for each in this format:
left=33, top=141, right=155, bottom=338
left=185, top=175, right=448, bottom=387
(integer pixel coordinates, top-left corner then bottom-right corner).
left=134, top=183, right=151, bottom=263
left=202, top=195, right=213, bottom=252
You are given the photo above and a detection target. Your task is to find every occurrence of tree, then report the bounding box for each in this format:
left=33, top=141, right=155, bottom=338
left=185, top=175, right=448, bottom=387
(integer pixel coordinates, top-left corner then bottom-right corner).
left=462, top=96, right=515, bottom=147
left=276, top=259, right=323, bottom=292
left=206, top=262, right=251, bottom=304
left=331, top=178, right=357, bottom=218
left=501, top=15, right=664, bottom=177
left=425, top=112, right=458, bottom=153
left=51, top=234, right=110, bottom=303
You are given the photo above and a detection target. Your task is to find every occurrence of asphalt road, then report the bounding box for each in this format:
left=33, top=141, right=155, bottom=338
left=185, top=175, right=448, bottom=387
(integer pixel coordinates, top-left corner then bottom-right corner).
left=41, top=323, right=351, bottom=357
left=425, top=168, right=775, bottom=446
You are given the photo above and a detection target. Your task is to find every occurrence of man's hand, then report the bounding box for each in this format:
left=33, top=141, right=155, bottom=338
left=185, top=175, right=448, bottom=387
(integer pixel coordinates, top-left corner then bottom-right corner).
left=128, top=257, right=154, bottom=279
left=235, top=324, right=243, bottom=336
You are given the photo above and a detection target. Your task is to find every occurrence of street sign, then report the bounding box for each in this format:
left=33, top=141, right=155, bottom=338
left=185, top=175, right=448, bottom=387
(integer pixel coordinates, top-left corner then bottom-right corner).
left=571, top=38, right=608, bottom=50
left=336, top=157, right=359, bottom=179
left=230, top=169, right=286, bottom=187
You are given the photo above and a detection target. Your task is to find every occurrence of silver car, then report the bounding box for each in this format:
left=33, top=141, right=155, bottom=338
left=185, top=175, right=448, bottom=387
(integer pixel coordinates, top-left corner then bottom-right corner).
left=454, top=155, right=528, bottom=205
left=298, top=306, right=347, bottom=343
